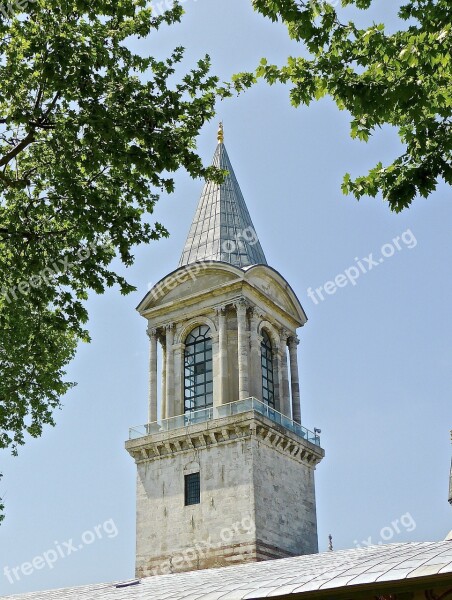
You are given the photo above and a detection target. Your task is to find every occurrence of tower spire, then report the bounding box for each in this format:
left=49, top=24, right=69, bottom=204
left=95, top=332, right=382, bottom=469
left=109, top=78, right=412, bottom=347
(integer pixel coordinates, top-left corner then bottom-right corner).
left=179, top=129, right=267, bottom=269
left=217, top=121, right=224, bottom=144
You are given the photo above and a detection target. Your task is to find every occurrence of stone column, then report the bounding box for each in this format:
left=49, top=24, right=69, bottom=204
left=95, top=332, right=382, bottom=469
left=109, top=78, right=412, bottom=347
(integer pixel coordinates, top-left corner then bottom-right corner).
left=235, top=299, right=249, bottom=400
left=215, top=306, right=228, bottom=406
left=147, top=325, right=158, bottom=423
left=161, top=338, right=167, bottom=420
left=278, top=329, right=291, bottom=417
left=173, top=342, right=185, bottom=417
left=249, top=308, right=262, bottom=399
left=211, top=329, right=220, bottom=411
left=165, top=324, right=175, bottom=418
left=288, top=336, right=301, bottom=424
left=272, top=346, right=281, bottom=409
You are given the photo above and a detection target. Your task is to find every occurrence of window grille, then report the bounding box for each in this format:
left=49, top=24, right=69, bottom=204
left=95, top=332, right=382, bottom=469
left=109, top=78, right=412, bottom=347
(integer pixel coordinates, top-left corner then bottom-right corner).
left=261, top=330, right=275, bottom=408
left=184, top=472, right=200, bottom=506
left=184, top=325, right=213, bottom=413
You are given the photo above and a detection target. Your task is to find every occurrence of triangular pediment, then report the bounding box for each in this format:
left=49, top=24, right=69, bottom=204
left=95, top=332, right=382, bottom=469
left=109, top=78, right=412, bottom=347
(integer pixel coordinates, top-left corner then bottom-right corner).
left=137, top=262, right=306, bottom=326
left=244, top=266, right=307, bottom=325
left=137, top=262, right=243, bottom=313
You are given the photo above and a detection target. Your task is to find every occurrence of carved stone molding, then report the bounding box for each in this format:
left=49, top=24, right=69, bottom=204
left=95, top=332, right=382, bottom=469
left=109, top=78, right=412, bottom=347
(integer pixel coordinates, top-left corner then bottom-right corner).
left=126, top=412, right=324, bottom=469
left=146, top=325, right=158, bottom=339
left=279, top=327, right=290, bottom=344
left=250, top=306, right=265, bottom=320
left=233, top=297, right=249, bottom=314
left=214, top=304, right=227, bottom=316
left=288, top=335, right=300, bottom=347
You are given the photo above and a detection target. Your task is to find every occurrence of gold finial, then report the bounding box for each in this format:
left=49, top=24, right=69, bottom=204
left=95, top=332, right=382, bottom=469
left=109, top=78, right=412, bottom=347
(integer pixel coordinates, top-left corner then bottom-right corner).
left=217, top=121, right=224, bottom=144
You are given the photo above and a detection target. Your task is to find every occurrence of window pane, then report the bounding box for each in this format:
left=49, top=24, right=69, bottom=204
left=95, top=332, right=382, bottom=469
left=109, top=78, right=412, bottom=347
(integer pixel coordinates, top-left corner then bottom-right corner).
left=184, top=326, right=213, bottom=413
left=184, top=473, right=200, bottom=506
left=261, top=330, right=275, bottom=408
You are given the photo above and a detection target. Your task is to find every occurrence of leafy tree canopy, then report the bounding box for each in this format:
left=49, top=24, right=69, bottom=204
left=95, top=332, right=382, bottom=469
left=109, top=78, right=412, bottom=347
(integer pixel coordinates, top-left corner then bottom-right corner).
left=0, top=0, right=221, bottom=516
left=235, top=0, right=452, bottom=211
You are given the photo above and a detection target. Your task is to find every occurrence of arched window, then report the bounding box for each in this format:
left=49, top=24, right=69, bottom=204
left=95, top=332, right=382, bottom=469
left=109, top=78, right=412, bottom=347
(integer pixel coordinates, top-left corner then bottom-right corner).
left=184, top=325, right=213, bottom=413
left=261, top=330, right=275, bottom=408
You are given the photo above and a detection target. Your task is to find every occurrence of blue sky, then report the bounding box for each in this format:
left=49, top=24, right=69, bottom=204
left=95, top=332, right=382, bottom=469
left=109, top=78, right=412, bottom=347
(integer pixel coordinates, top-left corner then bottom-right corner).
left=1, top=0, right=451, bottom=595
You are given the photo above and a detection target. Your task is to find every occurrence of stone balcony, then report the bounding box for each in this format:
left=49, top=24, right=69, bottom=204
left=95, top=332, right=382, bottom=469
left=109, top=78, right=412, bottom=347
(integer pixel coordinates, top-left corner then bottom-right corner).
left=126, top=397, right=324, bottom=467
left=129, top=397, right=320, bottom=444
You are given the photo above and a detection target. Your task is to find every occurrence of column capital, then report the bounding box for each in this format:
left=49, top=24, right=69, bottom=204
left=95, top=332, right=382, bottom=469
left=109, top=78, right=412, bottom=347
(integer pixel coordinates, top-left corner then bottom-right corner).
left=279, top=328, right=291, bottom=344
left=214, top=304, right=227, bottom=316
left=164, top=322, right=175, bottom=332
left=250, top=306, right=264, bottom=321
left=288, top=335, right=300, bottom=348
left=146, top=325, right=158, bottom=339
left=233, top=297, right=249, bottom=314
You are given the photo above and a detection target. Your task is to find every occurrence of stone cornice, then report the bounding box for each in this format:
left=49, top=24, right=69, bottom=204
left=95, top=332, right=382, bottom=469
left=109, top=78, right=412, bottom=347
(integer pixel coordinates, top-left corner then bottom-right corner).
left=142, top=281, right=301, bottom=331
left=125, top=412, right=324, bottom=468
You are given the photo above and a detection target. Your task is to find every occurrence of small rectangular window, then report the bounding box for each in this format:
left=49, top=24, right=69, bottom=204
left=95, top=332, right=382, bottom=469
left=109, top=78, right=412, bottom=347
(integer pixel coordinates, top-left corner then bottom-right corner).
left=184, top=473, right=200, bottom=506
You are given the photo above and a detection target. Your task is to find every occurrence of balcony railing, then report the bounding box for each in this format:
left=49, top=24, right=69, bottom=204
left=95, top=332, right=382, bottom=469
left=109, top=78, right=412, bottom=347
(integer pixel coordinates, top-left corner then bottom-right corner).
left=129, top=397, right=321, bottom=446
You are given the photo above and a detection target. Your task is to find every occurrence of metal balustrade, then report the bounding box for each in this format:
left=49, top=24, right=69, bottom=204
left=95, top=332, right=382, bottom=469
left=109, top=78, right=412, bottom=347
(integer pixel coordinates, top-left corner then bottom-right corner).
left=129, top=397, right=321, bottom=446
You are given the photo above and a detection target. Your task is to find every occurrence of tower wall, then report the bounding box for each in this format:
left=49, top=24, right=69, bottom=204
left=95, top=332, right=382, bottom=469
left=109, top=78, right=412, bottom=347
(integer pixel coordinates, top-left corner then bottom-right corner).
left=135, top=434, right=256, bottom=577
left=127, top=412, right=323, bottom=577
left=252, top=436, right=319, bottom=559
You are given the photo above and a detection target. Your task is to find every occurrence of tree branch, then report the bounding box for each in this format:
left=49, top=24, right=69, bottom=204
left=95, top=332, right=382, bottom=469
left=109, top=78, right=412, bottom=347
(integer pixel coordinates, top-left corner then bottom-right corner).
left=0, top=92, right=60, bottom=168
left=0, top=130, right=35, bottom=167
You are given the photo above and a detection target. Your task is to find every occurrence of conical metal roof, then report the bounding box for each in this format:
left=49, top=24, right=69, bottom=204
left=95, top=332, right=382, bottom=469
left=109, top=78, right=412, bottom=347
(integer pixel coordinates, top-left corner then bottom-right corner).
left=179, top=125, right=267, bottom=269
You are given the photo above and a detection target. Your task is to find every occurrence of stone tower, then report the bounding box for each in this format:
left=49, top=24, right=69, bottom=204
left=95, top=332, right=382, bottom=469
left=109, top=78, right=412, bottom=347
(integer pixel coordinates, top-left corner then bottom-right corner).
left=126, top=124, right=324, bottom=578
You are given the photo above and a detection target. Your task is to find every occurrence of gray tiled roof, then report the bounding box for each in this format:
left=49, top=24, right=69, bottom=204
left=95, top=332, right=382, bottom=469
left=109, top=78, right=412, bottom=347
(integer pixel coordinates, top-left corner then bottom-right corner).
left=179, top=142, right=267, bottom=269
left=5, top=541, right=452, bottom=600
